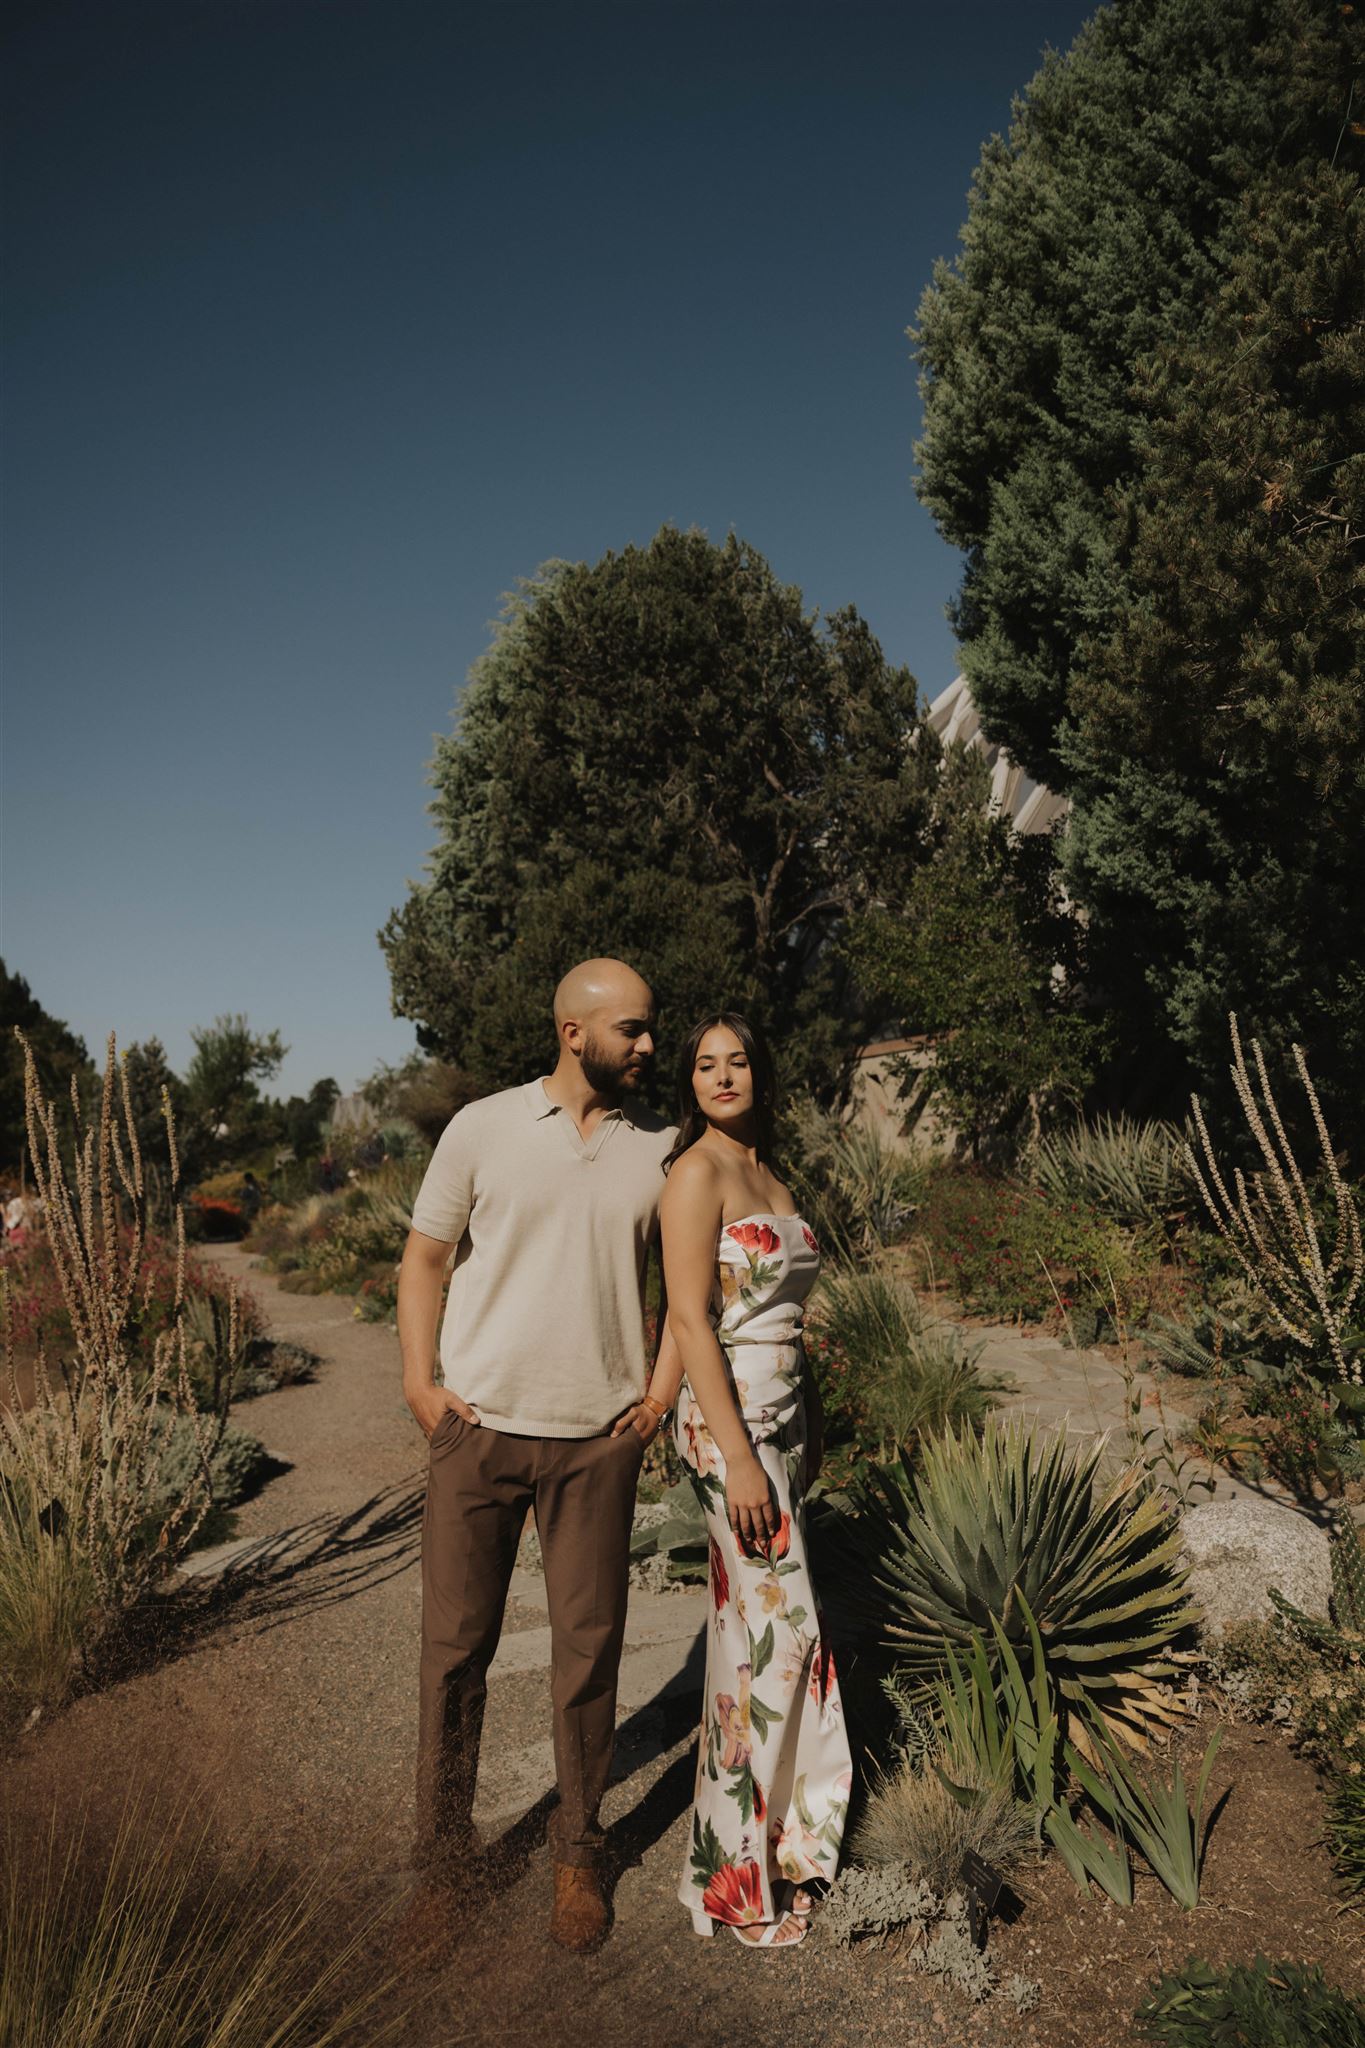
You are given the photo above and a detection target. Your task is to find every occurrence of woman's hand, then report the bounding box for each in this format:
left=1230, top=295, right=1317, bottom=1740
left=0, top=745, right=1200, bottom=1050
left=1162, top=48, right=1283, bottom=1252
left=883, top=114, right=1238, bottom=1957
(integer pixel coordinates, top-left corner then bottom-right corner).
left=726, top=1451, right=778, bottom=1552
left=610, top=1401, right=663, bottom=1446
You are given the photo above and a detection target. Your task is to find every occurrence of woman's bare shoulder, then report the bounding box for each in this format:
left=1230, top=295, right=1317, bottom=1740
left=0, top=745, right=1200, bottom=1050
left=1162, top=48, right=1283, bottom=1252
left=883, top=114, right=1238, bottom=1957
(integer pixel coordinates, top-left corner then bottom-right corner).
left=662, top=1145, right=724, bottom=1215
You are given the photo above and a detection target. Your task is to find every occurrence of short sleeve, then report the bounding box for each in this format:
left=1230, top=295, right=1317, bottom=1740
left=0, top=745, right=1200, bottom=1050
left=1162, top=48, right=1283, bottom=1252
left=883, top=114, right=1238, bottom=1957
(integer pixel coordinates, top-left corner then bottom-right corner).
left=409, top=1106, right=476, bottom=1245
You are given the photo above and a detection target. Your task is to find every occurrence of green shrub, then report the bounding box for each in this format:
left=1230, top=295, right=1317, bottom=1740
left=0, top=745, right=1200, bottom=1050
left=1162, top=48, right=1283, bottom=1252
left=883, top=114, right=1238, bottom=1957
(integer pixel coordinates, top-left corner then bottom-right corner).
left=817, top=1419, right=1197, bottom=1750
left=1034, top=1115, right=1192, bottom=1230
left=1135, top=1957, right=1365, bottom=2046
left=914, top=1166, right=1158, bottom=1333
left=148, top=1414, right=272, bottom=1519
left=1144, top=1298, right=1271, bottom=1379
left=811, top=1264, right=994, bottom=1464
left=2, top=1037, right=229, bottom=1727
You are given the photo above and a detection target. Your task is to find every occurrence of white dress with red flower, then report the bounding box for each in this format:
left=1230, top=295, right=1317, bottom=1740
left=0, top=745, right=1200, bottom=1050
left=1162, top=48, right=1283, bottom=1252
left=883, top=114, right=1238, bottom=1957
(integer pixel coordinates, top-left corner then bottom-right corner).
left=674, top=1213, right=852, bottom=1932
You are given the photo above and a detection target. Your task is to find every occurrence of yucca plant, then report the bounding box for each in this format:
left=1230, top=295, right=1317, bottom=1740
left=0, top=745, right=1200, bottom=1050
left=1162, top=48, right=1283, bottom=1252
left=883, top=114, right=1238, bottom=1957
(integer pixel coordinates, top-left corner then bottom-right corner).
left=786, top=1098, right=926, bottom=1260
left=818, top=1419, right=1198, bottom=1751
left=931, top=1603, right=1134, bottom=1905
left=1034, top=1114, right=1192, bottom=1229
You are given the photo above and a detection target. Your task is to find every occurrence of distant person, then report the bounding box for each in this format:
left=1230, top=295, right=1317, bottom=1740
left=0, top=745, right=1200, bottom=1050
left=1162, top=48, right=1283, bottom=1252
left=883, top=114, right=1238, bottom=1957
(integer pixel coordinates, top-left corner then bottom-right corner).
left=239, top=1171, right=262, bottom=1223
left=318, top=1151, right=342, bottom=1194
left=397, top=958, right=673, bottom=1956
left=356, top=1130, right=387, bottom=1172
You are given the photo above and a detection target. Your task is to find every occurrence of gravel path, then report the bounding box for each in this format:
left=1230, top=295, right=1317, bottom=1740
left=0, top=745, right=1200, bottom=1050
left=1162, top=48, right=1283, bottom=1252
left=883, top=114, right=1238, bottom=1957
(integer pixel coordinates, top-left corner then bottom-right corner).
left=12, top=1245, right=1019, bottom=2048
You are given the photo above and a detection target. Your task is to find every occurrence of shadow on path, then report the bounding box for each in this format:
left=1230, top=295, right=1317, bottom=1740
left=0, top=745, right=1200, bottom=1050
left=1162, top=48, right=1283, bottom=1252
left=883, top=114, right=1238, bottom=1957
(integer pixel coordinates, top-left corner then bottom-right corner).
left=100, top=1478, right=425, bottom=1687
left=438, top=1639, right=706, bottom=1934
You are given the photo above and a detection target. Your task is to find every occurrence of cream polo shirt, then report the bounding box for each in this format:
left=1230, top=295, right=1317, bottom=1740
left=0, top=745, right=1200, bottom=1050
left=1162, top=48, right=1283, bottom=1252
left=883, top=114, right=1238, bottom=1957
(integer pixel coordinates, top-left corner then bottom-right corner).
left=409, top=1078, right=675, bottom=1438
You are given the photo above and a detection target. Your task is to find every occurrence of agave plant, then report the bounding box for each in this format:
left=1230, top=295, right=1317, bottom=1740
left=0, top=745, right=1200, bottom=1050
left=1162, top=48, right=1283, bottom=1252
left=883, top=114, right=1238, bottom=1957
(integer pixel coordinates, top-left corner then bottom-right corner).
left=1034, top=1114, right=1191, bottom=1229
left=818, top=1418, right=1198, bottom=1750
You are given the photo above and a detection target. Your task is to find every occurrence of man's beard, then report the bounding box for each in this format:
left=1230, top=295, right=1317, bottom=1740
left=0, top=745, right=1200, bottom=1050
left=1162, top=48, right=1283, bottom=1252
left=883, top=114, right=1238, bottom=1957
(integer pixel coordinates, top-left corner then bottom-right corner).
left=581, top=1034, right=648, bottom=1096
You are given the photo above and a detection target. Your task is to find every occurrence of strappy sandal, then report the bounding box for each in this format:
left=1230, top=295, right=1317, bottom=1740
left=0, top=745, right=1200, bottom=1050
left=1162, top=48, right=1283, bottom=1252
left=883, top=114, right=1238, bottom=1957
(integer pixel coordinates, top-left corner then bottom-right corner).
left=729, top=1911, right=808, bottom=1948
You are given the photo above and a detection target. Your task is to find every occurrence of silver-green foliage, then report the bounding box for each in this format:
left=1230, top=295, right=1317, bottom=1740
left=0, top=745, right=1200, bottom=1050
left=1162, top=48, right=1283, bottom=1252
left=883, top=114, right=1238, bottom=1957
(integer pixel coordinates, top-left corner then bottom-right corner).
left=817, top=1863, right=938, bottom=1948
left=1034, top=1114, right=1192, bottom=1228
left=627, top=1478, right=709, bottom=1582
left=149, top=1414, right=271, bottom=1517
left=822, top=1419, right=1197, bottom=1749
left=817, top=1867, right=1038, bottom=2009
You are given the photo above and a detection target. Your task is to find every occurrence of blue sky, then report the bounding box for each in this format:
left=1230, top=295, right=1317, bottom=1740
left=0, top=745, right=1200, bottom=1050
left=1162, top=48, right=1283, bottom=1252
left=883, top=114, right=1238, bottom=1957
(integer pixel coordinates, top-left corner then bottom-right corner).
left=3, top=0, right=1095, bottom=1098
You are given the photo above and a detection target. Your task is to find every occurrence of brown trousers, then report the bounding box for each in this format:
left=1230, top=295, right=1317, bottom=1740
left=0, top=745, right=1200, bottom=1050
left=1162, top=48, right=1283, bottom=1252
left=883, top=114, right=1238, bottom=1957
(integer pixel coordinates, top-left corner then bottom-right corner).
left=416, top=1410, right=645, bottom=1870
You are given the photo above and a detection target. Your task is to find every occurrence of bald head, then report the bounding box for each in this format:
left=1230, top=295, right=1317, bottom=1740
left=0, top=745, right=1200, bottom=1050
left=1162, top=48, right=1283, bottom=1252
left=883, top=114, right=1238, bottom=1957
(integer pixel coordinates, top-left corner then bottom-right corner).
left=553, top=957, right=653, bottom=1029
left=551, top=957, right=657, bottom=1099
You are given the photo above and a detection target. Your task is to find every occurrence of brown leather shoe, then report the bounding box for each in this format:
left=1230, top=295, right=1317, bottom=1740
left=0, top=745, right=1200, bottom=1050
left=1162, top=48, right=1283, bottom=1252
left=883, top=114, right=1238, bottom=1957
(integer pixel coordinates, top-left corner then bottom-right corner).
left=549, top=1861, right=610, bottom=1953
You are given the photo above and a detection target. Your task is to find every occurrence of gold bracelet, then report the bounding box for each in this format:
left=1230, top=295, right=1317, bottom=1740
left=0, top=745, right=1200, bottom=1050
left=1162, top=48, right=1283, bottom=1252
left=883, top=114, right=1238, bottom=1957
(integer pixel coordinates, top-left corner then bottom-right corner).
left=641, top=1393, right=670, bottom=1421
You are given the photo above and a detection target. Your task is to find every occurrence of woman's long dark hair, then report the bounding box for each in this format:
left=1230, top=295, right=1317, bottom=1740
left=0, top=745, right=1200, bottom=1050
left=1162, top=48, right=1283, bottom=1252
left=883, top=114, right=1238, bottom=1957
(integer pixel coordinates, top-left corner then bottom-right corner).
left=663, top=1012, right=777, bottom=1174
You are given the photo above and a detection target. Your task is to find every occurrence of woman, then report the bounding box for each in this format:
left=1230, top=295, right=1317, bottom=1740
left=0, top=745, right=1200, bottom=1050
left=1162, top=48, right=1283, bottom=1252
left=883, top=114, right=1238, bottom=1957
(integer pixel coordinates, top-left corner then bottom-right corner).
left=640, top=1013, right=851, bottom=1948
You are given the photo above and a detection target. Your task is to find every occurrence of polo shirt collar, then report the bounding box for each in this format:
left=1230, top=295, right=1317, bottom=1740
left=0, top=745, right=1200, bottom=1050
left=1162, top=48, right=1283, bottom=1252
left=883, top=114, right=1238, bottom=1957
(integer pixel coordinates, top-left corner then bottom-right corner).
left=526, top=1078, right=631, bottom=1124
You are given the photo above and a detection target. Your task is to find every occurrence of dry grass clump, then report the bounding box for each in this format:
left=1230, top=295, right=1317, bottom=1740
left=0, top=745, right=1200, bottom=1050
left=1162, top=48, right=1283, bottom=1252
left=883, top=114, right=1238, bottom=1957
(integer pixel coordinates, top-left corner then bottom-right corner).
left=850, top=1751, right=1034, bottom=1894
left=1, top=1787, right=415, bottom=2048
left=1, top=1033, right=229, bottom=1728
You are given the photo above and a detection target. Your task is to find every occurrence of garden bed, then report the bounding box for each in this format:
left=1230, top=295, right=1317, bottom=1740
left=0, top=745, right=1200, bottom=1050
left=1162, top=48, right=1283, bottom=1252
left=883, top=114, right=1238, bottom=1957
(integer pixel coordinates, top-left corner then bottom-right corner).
left=840, top=1722, right=1363, bottom=2045
left=989, top=1723, right=1360, bottom=2044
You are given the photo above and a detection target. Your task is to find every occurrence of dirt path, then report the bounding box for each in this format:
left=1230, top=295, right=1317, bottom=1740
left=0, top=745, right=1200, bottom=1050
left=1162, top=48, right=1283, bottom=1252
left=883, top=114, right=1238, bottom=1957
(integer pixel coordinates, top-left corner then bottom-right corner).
left=12, top=1246, right=1014, bottom=2048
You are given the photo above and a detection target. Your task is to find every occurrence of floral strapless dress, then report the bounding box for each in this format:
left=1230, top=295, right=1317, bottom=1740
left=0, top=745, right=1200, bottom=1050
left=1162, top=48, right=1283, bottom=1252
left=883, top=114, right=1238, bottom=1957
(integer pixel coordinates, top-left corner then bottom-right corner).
left=673, top=1213, right=851, bottom=1932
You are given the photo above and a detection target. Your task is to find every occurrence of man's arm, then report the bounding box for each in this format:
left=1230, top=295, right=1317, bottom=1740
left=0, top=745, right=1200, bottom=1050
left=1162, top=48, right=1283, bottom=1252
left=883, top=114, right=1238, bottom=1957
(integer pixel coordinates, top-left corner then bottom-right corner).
left=398, top=1227, right=480, bottom=1439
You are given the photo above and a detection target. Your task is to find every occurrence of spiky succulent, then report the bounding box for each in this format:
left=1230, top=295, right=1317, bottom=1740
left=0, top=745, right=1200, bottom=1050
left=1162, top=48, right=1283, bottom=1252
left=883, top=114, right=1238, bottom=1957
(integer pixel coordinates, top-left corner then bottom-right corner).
left=818, top=1419, right=1198, bottom=1749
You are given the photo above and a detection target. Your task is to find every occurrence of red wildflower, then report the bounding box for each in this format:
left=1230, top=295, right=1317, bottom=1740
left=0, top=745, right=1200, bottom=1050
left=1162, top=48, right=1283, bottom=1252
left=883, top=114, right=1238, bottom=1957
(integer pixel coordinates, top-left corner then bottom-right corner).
left=701, top=1859, right=765, bottom=1925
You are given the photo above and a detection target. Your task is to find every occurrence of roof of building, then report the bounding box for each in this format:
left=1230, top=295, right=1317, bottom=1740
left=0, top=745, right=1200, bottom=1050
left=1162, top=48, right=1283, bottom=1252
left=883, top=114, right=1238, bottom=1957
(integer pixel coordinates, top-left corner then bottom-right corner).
left=925, top=674, right=1068, bottom=837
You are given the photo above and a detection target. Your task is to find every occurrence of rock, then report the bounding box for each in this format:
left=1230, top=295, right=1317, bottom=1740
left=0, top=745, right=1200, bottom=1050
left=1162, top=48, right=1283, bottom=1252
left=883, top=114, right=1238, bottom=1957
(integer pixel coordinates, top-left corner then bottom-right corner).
left=1180, top=1498, right=1331, bottom=1638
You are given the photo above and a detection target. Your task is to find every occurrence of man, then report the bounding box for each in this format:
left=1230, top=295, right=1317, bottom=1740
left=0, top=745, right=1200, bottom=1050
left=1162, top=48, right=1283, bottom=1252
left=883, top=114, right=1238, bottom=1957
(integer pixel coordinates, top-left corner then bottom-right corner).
left=398, top=957, right=674, bottom=1953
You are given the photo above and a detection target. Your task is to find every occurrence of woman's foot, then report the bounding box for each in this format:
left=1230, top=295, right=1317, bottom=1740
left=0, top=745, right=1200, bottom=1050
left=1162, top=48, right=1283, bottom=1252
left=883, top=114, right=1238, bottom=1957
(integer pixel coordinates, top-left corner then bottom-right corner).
left=729, top=1911, right=808, bottom=1949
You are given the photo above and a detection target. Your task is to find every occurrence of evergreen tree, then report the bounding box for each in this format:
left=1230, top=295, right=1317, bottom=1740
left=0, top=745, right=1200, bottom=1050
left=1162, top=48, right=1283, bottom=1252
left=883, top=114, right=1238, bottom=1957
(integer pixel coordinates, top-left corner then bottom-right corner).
left=913, top=0, right=1363, bottom=1143
left=382, top=527, right=939, bottom=1099
left=845, top=750, right=1100, bottom=1155
left=0, top=963, right=94, bottom=1170
left=1065, top=160, right=1365, bottom=1140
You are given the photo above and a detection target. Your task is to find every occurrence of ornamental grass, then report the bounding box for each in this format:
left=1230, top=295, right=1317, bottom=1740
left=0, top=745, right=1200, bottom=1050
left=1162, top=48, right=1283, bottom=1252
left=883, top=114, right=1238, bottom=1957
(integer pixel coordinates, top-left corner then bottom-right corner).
left=1, top=1033, right=230, bottom=1729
